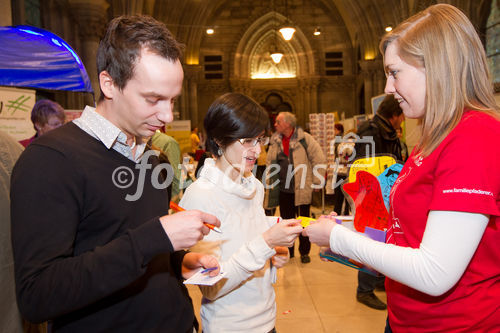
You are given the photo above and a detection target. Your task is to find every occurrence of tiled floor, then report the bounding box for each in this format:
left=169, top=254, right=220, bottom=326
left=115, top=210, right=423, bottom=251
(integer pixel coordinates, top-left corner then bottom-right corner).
left=187, top=242, right=388, bottom=332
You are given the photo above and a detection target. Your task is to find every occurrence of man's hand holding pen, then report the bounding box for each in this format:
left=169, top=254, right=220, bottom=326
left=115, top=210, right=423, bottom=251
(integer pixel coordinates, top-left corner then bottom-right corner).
left=170, top=201, right=222, bottom=233
left=160, top=210, right=221, bottom=251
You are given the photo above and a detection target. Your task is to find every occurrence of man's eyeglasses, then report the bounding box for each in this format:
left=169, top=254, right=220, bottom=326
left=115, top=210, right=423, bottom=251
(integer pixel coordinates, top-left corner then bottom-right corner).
left=238, top=136, right=270, bottom=147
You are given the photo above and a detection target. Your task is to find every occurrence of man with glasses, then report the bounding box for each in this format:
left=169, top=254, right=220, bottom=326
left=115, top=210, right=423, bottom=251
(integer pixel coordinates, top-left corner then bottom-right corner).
left=19, top=99, right=66, bottom=147
left=265, top=111, right=326, bottom=263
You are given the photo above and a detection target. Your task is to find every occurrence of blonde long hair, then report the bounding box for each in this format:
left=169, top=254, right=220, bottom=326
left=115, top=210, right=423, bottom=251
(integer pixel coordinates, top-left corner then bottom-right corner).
left=380, top=4, right=500, bottom=157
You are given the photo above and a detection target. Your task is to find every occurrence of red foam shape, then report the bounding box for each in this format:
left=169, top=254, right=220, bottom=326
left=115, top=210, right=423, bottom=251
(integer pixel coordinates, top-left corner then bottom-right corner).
left=342, top=171, right=389, bottom=232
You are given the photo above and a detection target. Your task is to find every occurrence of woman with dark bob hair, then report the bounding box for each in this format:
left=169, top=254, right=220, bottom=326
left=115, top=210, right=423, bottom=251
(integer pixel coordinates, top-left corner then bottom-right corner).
left=180, top=93, right=302, bottom=333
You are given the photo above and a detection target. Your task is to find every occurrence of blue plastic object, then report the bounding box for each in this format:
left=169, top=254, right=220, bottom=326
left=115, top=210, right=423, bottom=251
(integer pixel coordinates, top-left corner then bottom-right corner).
left=0, top=25, right=93, bottom=93
left=377, top=163, right=404, bottom=210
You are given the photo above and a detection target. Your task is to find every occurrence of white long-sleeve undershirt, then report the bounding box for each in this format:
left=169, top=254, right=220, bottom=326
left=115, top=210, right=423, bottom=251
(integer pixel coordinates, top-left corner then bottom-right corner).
left=330, top=210, right=489, bottom=296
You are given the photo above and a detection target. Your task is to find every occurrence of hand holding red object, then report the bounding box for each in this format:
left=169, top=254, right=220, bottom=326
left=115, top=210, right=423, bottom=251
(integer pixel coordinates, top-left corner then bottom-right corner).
left=342, top=171, right=389, bottom=232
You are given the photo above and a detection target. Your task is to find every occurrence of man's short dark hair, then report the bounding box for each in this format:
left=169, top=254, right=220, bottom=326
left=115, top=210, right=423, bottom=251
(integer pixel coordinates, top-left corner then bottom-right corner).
left=204, top=93, right=270, bottom=157
left=334, top=123, right=344, bottom=135
left=377, top=94, right=403, bottom=119
left=96, top=15, right=184, bottom=102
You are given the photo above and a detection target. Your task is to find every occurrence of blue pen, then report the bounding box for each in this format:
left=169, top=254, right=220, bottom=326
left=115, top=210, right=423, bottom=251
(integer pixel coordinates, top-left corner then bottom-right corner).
left=201, top=267, right=218, bottom=274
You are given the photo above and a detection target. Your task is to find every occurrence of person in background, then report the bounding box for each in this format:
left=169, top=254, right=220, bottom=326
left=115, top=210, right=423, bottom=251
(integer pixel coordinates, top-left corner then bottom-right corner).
left=355, top=94, right=404, bottom=164
left=19, top=99, right=66, bottom=147
left=198, top=127, right=206, bottom=150
left=332, top=123, right=350, bottom=216
left=0, top=130, right=23, bottom=333
left=304, top=4, right=500, bottom=332
left=353, top=94, right=404, bottom=310
left=255, top=141, right=268, bottom=182
left=265, top=112, right=326, bottom=263
left=11, top=15, right=221, bottom=332
left=190, top=126, right=200, bottom=154
left=151, top=129, right=182, bottom=201
left=180, top=93, right=302, bottom=333
left=194, top=150, right=212, bottom=179
left=396, top=126, right=409, bottom=162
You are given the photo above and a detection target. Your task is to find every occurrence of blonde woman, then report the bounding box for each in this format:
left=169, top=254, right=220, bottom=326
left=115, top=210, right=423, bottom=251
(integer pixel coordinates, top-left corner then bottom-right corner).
left=304, top=4, right=500, bottom=332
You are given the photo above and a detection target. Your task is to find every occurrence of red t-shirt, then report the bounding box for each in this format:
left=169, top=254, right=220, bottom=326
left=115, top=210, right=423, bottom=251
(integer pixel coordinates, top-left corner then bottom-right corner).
left=386, top=111, right=500, bottom=332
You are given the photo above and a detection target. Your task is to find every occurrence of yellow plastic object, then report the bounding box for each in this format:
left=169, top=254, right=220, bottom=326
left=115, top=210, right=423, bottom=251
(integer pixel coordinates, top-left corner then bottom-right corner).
left=297, top=216, right=316, bottom=228
left=348, top=156, right=397, bottom=183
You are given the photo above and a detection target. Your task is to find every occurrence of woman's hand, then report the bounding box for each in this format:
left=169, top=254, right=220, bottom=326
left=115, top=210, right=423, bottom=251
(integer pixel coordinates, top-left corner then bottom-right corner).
left=181, top=252, right=220, bottom=279
left=302, top=215, right=338, bottom=247
left=319, top=211, right=338, bottom=220
left=272, top=246, right=290, bottom=268
left=319, top=247, right=333, bottom=262
left=262, top=219, right=302, bottom=248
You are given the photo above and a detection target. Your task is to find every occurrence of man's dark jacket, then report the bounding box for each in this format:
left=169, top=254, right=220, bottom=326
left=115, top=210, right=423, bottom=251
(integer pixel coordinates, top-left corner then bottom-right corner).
left=355, top=114, right=403, bottom=161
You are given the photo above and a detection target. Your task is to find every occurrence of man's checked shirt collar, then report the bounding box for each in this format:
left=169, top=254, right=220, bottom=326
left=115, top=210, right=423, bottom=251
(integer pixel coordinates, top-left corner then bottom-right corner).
left=73, top=106, right=147, bottom=162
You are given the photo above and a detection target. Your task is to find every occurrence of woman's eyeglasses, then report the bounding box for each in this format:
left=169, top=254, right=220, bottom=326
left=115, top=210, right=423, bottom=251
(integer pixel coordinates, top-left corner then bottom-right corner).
left=238, top=136, right=270, bottom=147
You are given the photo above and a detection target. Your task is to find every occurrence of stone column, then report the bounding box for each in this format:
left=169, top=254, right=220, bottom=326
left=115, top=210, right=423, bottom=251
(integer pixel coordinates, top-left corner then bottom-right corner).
left=68, top=0, right=109, bottom=105
left=309, top=78, right=320, bottom=115
left=183, top=65, right=202, bottom=125
left=298, top=79, right=308, bottom=126
left=298, top=78, right=319, bottom=127
left=359, top=59, right=384, bottom=113
left=378, top=70, right=386, bottom=96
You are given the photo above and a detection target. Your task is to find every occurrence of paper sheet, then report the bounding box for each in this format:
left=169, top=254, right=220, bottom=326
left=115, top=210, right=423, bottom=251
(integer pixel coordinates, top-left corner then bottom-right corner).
left=183, top=269, right=226, bottom=286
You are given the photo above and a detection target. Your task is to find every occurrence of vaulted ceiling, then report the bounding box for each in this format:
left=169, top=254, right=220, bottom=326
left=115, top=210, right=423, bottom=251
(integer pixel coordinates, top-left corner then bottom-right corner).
left=106, top=0, right=492, bottom=65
